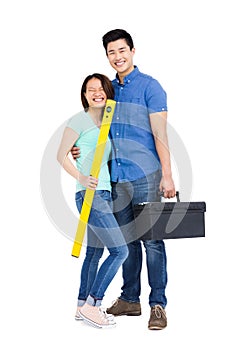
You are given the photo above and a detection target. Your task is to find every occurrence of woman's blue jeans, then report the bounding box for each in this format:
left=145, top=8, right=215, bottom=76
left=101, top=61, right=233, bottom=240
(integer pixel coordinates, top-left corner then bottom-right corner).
left=111, top=170, right=168, bottom=308
left=75, top=190, right=128, bottom=304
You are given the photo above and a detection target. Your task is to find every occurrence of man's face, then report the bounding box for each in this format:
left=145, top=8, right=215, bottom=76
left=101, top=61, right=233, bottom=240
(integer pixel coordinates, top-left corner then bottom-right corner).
left=106, top=38, right=135, bottom=77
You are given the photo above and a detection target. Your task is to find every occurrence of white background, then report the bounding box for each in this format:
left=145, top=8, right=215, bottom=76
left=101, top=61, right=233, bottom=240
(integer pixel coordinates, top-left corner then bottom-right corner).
left=1, top=0, right=232, bottom=349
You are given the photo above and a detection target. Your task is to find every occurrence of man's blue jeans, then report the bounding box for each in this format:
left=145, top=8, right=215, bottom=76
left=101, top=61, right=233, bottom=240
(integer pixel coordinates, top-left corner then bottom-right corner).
left=75, top=190, right=128, bottom=303
left=111, top=170, right=167, bottom=308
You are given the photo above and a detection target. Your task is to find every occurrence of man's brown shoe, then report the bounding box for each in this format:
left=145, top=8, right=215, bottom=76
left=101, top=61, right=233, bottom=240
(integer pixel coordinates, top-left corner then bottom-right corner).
left=148, top=305, right=167, bottom=330
left=106, top=298, right=141, bottom=316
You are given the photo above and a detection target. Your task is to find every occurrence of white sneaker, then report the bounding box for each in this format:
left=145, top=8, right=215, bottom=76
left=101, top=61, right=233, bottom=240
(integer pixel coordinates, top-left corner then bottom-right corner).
left=75, top=306, right=83, bottom=321
left=99, top=307, right=115, bottom=321
left=78, top=303, right=116, bottom=329
left=75, top=306, right=114, bottom=321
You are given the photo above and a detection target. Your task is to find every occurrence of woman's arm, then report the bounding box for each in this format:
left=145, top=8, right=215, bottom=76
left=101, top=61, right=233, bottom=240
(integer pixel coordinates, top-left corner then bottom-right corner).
left=57, top=127, right=98, bottom=189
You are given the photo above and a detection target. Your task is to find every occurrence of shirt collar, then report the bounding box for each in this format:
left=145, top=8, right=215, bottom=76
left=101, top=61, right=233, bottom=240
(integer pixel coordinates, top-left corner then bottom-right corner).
left=115, top=66, right=139, bottom=84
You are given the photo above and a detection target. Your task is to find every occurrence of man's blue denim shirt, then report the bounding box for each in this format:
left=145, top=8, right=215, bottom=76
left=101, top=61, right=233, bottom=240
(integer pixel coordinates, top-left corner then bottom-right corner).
left=109, top=66, right=167, bottom=183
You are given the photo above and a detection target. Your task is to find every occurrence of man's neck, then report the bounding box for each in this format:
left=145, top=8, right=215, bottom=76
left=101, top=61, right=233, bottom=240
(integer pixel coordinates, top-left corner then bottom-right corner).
left=118, top=65, right=134, bottom=84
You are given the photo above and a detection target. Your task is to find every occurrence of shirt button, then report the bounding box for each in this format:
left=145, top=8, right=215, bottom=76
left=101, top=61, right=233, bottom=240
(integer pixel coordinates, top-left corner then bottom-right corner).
left=116, top=148, right=119, bottom=152
left=116, top=117, right=119, bottom=120
left=116, top=132, right=119, bottom=136
left=118, top=163, right=121, bottom=166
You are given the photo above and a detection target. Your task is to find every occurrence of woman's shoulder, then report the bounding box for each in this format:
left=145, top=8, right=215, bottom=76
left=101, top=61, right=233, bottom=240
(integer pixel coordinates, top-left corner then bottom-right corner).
left=67, top=110, right=89, bottom=131
left=69, top=110, right=86, bottom=122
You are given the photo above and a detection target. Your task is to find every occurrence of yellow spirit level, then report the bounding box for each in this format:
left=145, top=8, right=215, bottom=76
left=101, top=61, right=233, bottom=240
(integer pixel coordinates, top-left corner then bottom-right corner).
left=71, top=99, right=116, bottom=257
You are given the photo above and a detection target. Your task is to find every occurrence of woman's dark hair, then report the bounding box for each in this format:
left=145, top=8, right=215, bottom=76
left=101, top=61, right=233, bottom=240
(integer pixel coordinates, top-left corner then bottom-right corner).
left=102, top=29, right=134, bottom=55
left=81, top=73, right=114, bottom=109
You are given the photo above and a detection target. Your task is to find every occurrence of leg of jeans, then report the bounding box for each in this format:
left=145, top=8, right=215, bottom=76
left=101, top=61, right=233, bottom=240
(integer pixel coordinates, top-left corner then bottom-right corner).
left=143, top=240, right=167, bottom=308
left=78, top=243, right=104, bottom=301
left=132, top=171, right=168, bottom=308
left=75, top=192, right=104, bottom=302
left=112, top=170, right=168, bottom=306
left=85, top=191, right=128, bottom=302
left=120, top=240, right=142, bottom=302
left=90, top=244, right=128, bottom=301
left=112, top=182, right=142, bottom=302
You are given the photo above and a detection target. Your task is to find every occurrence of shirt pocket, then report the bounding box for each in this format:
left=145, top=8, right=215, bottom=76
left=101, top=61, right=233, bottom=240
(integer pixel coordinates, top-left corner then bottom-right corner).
left=130, top=97, right=141, bottom=104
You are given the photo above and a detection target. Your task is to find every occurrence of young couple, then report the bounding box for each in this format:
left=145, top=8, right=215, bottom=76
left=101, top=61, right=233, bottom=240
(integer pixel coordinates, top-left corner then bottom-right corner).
left=57, top=29, right=175, bottom=330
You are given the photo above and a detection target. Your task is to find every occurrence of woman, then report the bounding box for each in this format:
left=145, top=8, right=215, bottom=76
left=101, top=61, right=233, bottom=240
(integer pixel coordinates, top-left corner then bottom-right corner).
left=57, top=73, right=128, bottom=329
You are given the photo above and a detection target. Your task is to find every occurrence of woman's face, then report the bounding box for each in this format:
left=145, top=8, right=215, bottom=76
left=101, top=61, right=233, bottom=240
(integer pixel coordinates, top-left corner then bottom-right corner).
left=84, top=78, right=107, bottom=108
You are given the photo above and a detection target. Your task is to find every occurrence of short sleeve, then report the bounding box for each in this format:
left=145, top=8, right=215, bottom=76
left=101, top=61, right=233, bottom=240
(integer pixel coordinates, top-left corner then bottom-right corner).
left=66, top=112, right=84, bottom=134
left=146, top=78, right=167, bottom=114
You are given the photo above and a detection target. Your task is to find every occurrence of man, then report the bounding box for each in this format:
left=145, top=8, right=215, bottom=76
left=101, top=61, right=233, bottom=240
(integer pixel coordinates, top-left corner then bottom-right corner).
left=73, top=29, right=175, bottom=330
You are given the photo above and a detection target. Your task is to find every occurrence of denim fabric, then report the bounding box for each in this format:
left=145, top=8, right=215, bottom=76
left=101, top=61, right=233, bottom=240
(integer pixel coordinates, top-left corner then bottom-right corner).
left=112, top=66, right=167, bottom=112
left=111, top=170, right=168, bottom=308
left=75, top=190, right=128, bottom=302
left=109, top=102, right=162, bottom=182
left=109, top=66, right=167, bottom=182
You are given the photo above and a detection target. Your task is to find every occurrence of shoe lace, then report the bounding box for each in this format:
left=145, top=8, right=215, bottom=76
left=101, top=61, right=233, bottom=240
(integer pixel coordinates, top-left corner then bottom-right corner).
left=111, top=299, right=119, bottom=306
left=99, top=308, right=107, bottom=319
left=98, top=308, right=115, bottom=324
left=152, top=305, right=166, bottom=319
left=100, top=307, right=112, bottom=318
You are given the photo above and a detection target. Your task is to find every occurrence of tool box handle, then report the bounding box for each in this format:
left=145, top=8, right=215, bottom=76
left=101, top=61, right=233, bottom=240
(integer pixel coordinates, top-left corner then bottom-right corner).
left=158, top=191, right=180, bottom=202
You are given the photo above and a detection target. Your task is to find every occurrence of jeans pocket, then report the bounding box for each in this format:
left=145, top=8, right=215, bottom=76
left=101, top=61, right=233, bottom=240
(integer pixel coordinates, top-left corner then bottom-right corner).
left=95, top=190, right=112, bottom=202
left=91, top=191, right=113, bottom=214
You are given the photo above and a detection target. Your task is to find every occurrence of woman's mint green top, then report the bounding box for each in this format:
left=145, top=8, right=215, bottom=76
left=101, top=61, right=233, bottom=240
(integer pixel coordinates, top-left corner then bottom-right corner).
left=67, top=110, right=111, bottom=192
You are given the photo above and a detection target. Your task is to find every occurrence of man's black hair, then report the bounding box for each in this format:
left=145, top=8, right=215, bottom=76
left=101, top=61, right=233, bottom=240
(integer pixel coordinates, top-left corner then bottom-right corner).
left=102, top=29, right=134, bottom=54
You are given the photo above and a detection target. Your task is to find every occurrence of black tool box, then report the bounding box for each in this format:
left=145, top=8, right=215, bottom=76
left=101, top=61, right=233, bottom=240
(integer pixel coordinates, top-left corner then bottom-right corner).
left=133, top=192, right=206, bottom=240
